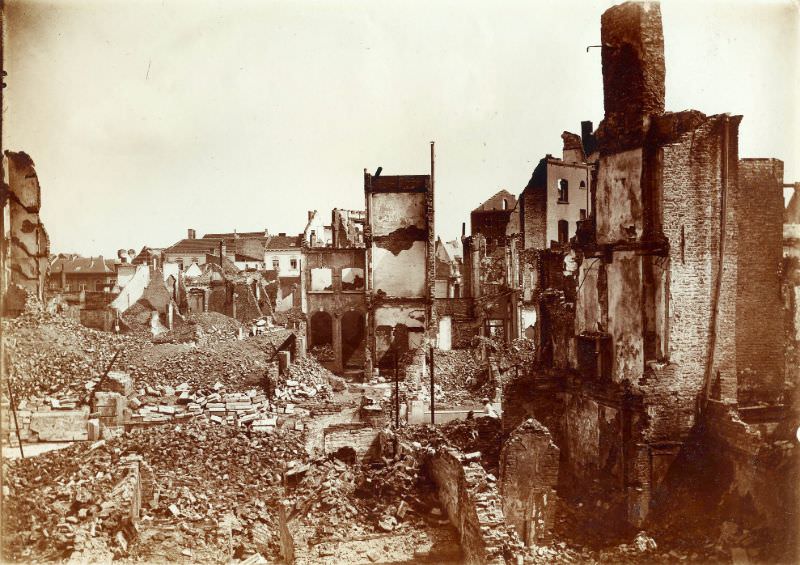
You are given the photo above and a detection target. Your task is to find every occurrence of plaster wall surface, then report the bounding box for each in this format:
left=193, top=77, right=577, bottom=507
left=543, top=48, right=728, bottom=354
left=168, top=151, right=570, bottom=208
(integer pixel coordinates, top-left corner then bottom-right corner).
left=545, top=162, right=591, bottom=245
left=607, top=251, right=644, bottom=382
left=595, top=149, right=643, bottom=244
left=371, top=243, right=426, bottom=297
left=370, top=192, right=426, bottom=235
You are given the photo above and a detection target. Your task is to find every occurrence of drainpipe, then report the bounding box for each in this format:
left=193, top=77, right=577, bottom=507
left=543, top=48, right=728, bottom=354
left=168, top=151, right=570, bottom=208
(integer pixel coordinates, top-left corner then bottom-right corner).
left=702, top=115, right=730, bottom=405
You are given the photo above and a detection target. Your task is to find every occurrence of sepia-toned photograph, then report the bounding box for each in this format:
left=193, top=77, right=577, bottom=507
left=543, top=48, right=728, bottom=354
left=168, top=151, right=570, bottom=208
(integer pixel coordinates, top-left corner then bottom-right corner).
left=1, top=0, right=798, bottom=563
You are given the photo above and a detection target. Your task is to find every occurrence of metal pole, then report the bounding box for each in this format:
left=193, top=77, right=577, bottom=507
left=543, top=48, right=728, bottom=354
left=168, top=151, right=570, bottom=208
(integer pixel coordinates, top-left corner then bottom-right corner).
left=6, top=378, right=24, bottom=459
left=394, top=348, right=399, bottom=428
left=429, top=344, right=435, bottom=425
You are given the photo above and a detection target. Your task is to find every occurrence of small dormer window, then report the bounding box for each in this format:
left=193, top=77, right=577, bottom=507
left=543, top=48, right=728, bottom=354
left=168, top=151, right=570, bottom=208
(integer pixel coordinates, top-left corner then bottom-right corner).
left=558, top=179, right=569, bottom=203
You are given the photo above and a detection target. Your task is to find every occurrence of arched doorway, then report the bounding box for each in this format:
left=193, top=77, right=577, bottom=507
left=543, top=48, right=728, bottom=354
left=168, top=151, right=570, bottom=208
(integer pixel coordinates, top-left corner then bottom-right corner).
left=341, top=310, right=365, bottom=368
left=310, top=311, right=333, bottom=350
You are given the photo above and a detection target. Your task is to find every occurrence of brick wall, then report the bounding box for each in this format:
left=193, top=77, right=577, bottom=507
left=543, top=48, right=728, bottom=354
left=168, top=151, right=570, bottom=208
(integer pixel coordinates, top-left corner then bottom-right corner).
left=322, top=423, right=381, bottom=462
left=429, top=448, right=520, bottom=565
left=736, top=159, right=785, bottom=404
left=598, top=2, right=665, bottom=151
left=644, top=114, right=740, bottom=441
left=520, top=186, right=547, bottom=250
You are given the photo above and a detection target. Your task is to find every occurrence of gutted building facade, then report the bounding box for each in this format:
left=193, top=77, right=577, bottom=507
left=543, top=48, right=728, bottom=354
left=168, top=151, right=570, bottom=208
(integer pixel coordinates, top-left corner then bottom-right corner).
left=364, top=166, right=435, bottom=369
left=505, top=1, right=796, bottom=530
left=302, top=209, right=367, bottom=373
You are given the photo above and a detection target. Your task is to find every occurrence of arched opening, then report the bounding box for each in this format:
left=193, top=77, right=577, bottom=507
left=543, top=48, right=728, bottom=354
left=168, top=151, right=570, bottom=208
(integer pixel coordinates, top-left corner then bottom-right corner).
left=332, top=446, right=357, bottom=465
left=341, top=310, right=365, bottom=368
left=502, top=198, right=508, bottom=210
left=557, top=219, right=569, bottom=244
left=310, top=311, right=333, bottom=349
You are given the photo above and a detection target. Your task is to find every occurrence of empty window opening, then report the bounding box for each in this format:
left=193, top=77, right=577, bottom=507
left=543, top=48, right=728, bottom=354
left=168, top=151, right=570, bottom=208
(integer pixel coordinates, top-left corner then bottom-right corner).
left=558, top=179, right=569, bottom=202
left=579, top=180, right=586, bottom=189
left=311, top=268, right=334, bottom=291
left=341, top=267, right=364, bottom=291
left=485, top=319, right=505, bottom=339
left=502, top=198, right=508, bottom=210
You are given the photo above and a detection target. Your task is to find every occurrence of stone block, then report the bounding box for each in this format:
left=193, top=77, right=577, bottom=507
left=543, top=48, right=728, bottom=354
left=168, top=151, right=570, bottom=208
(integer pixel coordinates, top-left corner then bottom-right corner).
left=29, top=410, right=89, bottom=441
left=102, top=371, right=134, bottom=396
left=87, top=418, right=101, bottom=441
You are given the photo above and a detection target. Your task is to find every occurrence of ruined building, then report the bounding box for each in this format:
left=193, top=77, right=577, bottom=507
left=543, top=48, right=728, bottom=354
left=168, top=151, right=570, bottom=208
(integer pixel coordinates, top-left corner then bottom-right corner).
left=1, top=151, right=50, bottom=315
left=301, top=208, right=367, bottom=374
left=364, top=155, right=436, bottom=370
left=510, top=0, right=797, bottom=532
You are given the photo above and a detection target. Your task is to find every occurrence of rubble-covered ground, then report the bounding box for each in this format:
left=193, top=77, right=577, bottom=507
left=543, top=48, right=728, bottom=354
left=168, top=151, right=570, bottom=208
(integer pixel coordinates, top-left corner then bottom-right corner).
left=2, top=419, right=306, bottom=563
left=3, top=300, right=794, bottom=564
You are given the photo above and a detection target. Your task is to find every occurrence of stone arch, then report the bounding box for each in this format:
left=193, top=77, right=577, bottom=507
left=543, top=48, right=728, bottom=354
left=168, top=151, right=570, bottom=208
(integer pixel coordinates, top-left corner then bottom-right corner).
left=310, top=310, right=333, bottom=349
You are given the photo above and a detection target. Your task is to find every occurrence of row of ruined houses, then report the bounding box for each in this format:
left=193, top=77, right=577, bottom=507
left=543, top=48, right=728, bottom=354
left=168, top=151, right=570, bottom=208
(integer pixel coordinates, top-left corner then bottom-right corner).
left=2, top=0, right=798, bottom=536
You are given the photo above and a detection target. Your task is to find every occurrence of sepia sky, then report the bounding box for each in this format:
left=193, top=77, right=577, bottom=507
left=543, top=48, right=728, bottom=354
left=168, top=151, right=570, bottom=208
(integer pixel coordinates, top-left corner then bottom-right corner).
left=4, top=0, right=799, bottom=257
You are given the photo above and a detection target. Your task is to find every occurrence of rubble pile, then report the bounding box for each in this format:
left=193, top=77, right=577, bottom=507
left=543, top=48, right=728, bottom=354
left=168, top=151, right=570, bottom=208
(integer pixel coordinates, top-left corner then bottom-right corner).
left=284, top=449, right=443, bottom=547
left=2, top=440, right=140, bottom=562
left=309, top=344, right=335, bottom=362
left=399, top=417, right=505, bottom=475
left=121, top=335, right=278, bottom=392
left=1, top=303, right=133, bottom=401
left=275, top=357, right=335, bottom=405
left=2, top=420, right=307, bottom=562
left=413, top=349, right=492, bottom=407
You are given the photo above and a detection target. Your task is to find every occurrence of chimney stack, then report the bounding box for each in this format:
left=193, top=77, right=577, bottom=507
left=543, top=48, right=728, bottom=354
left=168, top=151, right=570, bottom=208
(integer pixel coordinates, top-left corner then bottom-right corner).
left=599, top=1, right=665, bottom=149
left=188, top=228, right=196, bottom=240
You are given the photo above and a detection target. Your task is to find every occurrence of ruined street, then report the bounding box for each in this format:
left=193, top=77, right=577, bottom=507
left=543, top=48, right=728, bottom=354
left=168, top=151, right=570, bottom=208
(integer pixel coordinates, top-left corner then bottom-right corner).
left=1, top=1, right=798, bottom=564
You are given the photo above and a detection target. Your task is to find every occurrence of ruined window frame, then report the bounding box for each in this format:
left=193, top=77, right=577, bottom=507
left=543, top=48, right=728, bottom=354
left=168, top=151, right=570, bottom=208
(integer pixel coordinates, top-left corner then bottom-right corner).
left=558, top=179, right=569, bottom=203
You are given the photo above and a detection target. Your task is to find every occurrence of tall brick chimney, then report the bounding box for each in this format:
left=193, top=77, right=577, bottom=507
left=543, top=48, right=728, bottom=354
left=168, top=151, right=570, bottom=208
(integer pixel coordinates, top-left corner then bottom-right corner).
left=599, top=1, right=665, bottom=148
left=188, top=228, right=196, bottom=240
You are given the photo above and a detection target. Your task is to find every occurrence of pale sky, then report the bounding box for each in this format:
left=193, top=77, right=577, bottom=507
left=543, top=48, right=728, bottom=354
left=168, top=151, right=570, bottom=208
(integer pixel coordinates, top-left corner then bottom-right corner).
left=4, top=0, right=799, bottom=257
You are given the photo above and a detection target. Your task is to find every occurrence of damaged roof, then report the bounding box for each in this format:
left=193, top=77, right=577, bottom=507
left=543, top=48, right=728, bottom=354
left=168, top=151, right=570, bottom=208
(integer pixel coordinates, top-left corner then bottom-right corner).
left=50, top=255, right=115, bottom=275
left=164, top=239, right=222, bottom=255
left=472, top=189, right=518, bottom=213
left=266, top=234, right=302, bottom=250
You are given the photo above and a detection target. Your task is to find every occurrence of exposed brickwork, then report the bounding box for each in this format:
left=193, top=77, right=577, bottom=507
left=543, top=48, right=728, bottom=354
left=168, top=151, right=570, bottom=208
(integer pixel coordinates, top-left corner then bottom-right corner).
left=736, top=159, right=785, bottom=404
left=429, top=447, right=521, bottom=565
left=642, top=114, right=741, bottom=442
left=323, top=423, right=381, bottom=462
left=520, top=171, right=548, bottom=250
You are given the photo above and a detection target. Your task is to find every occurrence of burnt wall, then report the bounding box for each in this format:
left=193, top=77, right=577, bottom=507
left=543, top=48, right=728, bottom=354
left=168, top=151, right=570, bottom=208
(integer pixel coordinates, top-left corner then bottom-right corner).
left=3, top=151, right=50, bottom=311
left=365, top=173, right=435, bottom=367
left=736, top=159, right=785, bottom=405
